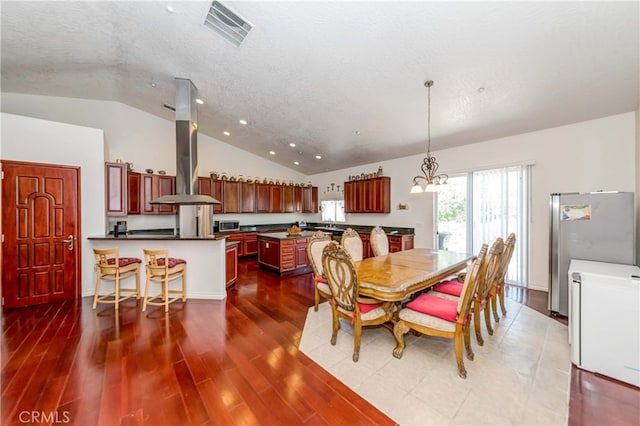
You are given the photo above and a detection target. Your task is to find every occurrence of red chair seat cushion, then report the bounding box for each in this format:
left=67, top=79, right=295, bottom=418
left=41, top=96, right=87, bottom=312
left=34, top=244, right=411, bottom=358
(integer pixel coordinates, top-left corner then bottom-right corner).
left=406, top=293, right=458, bottom=322
left=107, top=257, right=142, bottom=267
left=432, top=280, right=463, bottom=297
left=316, top=276, right=328, bottom=284
left=358, top=302, right=382, bottom=314
left=156, top=258, right=187, bottom=268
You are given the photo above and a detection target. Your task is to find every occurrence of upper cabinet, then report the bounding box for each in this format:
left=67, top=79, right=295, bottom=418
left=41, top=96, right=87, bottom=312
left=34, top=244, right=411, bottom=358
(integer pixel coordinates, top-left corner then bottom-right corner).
left=302, top=186, right=317, bottom=213
left=141, top=173, right=176, bottom=215
left=127, top=171, right=141, bottom=215
left=198, top=177, right=223, bottom=214
left=344, top=176, right=390, bottom=213
left=105, top=162, right=127, bottom=216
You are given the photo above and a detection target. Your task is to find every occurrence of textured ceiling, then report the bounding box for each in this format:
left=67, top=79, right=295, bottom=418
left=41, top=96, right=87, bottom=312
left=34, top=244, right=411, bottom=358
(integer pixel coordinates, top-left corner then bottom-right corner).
left=2, top=1, right=638, bottom=174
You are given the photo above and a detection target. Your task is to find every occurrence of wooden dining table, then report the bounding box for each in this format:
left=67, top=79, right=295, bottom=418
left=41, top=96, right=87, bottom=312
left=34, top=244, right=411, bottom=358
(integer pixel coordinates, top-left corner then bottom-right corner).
left=355, top=248, right=474, bottom=302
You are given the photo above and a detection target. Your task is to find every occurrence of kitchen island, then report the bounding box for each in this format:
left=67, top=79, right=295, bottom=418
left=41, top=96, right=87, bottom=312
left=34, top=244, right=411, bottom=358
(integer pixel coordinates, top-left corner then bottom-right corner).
left=88, top=234, right=228, bottom=300
left=258, top=231, right=323, bottom=275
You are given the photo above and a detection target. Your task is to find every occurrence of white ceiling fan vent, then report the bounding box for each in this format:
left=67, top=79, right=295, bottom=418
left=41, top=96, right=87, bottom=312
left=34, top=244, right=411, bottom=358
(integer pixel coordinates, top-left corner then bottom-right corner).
left=204, top=1, right=253, bottom=47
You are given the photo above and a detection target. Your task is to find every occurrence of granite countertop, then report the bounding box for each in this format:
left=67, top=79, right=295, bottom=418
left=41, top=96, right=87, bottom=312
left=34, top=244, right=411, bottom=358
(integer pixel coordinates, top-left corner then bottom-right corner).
left=257, top=231, right=319, bottom=239
left=88, top=234, right=225, bottom=241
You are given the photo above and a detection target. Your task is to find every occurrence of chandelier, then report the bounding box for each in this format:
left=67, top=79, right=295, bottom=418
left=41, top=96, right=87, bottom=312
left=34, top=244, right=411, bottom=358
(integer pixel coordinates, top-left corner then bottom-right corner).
left=410, top=80, right=448, bottom=193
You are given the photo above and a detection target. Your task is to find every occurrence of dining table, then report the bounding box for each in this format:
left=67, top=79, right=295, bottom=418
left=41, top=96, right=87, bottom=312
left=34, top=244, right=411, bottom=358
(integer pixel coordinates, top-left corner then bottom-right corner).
left=355, top=248, right=474, bottom=302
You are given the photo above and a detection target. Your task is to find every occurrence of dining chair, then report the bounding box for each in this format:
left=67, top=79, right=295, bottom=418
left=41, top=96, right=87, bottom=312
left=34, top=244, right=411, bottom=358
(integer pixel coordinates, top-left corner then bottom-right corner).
left=92, top=248, right=141, bottom=310
left=322, top=241, right=393, bottom=362
left=431, top=238, right=504, bottom=345
left=340, top=228, right=363, bottom=261
left=392, top=247, right=485, bottom=378
left=370, top=226, right=389, bottom=257
left=142, top=248, right=187, bottom=312
left=306, top=230, right=332, bottom=311
left=491, top=233, right=516, bottom=321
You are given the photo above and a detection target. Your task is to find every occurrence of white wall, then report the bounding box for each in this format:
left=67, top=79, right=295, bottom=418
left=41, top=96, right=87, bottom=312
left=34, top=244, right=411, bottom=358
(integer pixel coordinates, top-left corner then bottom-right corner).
left=315, top=112, right=637, bottom=291
left=1, top=112, right=105, bottom=297
left=636, top=107, right=640, bottom=267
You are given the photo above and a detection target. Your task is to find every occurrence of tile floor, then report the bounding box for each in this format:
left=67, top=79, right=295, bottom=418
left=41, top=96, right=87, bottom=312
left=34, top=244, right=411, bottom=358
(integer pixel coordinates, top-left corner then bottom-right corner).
left=299, top=297, right=570, bottom=425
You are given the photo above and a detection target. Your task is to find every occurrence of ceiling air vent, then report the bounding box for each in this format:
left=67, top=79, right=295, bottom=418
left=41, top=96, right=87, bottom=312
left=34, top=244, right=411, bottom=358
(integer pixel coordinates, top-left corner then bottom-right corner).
left=204, top=1, right=253, bottom=47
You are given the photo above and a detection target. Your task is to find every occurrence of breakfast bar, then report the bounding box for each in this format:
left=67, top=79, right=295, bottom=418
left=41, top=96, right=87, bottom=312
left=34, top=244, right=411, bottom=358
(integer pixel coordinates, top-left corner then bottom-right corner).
left=258, top=231, right=322, bottom=275
left=88, top=234, right=228, bottom=300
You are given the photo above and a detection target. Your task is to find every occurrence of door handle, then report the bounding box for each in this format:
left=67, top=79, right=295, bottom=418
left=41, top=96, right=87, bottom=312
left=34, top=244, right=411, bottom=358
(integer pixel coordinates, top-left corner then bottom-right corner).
left=62, top=235, right=74, bottom=250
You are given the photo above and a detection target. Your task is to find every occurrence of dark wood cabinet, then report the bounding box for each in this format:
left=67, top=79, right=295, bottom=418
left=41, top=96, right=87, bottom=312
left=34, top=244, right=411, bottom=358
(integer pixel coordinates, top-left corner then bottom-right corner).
left=344, top=177, right=390, bottom=213
left=258, top=234, right=312, bottom=274
left=295, top=239, right=308, bottom=268
left=240, top=182, right=255, bottom=213
left=127, top=171, right=141, bottom=215
left=226, top=233, right=244, bottom=257
left=198, top=177, right=223, bottom=213
left=294, top=186, right=303, bottom=212
left=389, top=235, right=414, bottom=253
left=283, top=185, right=295, bottom=213
left=243, top=232, right=258, bottom=256
left=141, top=173, right=176, bottom=215
left=359, top=232, right=374, bottom=259
left=105, top=162, right=127, bottom=216
left=258, top=238, right=280, bottom=270
left=270, top=185, right=283, bottom=213
left=223, top=181, right=240, bottom=213
left=225, top=243, right=238, bottom=288
left=255, top=183, right=270, bottom=213
left=302, top=186, right=318, bottom=213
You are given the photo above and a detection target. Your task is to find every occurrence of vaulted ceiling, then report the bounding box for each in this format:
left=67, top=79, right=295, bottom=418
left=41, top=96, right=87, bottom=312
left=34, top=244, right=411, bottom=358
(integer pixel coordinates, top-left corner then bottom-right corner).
left=2, top=1, right=638, bottom=174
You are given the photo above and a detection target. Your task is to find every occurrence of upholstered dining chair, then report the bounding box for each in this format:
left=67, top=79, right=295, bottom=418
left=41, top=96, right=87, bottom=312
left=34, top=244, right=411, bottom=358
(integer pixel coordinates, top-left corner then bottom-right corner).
left=370, top=226, right=389, bottom=257
left=340, top=228, right=363, bottom=261
left=491, top=233, right=516, bottom=321
left=93, top=248, right=141, bottom=310
left=392, top=246, right=485, bottom=378
left=322, top=241, right=393, bottom=362
left=306, top=230, right=332, bottom=311
left=142, top=248, right=187, bottom=312
left=431, top=238, right=504, bottom=345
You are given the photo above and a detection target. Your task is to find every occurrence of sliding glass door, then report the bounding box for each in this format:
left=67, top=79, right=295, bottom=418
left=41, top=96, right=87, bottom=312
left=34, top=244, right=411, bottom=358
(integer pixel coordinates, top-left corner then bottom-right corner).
left=436, top=165, right=529, bottom=286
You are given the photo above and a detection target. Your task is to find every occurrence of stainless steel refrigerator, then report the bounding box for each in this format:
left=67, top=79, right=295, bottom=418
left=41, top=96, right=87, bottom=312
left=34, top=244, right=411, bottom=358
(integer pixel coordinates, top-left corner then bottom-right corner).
left=549, top=192, right=636, bottom=316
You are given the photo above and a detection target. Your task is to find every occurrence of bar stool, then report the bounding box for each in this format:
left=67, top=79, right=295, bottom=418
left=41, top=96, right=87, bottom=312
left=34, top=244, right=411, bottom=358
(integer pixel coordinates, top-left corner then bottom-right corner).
left=93, top=248, right=141, bottom=310
left=142, top=248, right=187, bottom=312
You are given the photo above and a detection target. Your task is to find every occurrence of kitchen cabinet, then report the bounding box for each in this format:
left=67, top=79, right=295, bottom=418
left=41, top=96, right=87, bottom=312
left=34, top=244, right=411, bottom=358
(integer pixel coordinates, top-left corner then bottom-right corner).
left=258, top=232, right=312, bottom=275
left=243, top=232, right=258, bottom=256
left=127, top=171, right=141, bottom=215
left=240, top=182, right=255, bottom=213
left=141, top=173, right=176, bottom=215
left=225, top=243, right=239, bottom=288
left=283, top=185, right=295, bottom=213
left=294, top=186, right=303, bottom=212
left=223, top=181, right=240, bottom=213
left=255, top=183, right=270, bottom=213
left=302, top=186, right=318, bottom=213
left=225, top=233, right=244, bottom=257
left=105, top=162, right=127, bottom=216
left=344, top=177, right=390, bottom=213
left=389, top=235, right=414, bottom=253
left=359, top=232, right=374, bottom=259
left=197, top=177, right=223, bottom=214
left=270, top=185, right=283, bottom=213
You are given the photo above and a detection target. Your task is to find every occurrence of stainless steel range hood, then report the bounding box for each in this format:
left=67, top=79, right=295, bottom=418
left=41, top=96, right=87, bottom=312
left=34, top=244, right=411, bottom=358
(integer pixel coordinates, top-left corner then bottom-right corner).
left=150, top=78, right=220, bottom=237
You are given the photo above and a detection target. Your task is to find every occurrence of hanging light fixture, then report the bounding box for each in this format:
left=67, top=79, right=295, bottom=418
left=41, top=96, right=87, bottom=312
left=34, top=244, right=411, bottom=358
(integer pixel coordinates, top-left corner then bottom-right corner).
left=410, top=80, right=448, bottom=193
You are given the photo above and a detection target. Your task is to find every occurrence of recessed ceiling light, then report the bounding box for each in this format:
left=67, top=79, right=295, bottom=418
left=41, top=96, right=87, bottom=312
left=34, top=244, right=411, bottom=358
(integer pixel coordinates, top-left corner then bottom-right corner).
left=294, top=161, right=300, bottom=165
left=166, top=5, right=175, bottom=13
left=239, top=119, right=247, bottom=125
left=269, top=151, right=275, bottom=155
left=289, top=143, right=296, bottom=147
left=149, top=82, right=156, bottom=88
left=223, top=131, right=230, bottom=136
left=315, top=155, right=322, bottom=159
left=355, top=130, right=361, bottom=136
left=477, top=87, right=485, bottom=93
left=196, top=98, right=204, bottom=105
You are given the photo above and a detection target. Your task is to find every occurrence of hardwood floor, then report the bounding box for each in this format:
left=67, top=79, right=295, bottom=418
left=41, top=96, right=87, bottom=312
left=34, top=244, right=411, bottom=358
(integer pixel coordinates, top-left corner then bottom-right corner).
left=1, top=261, right=638, bottom=425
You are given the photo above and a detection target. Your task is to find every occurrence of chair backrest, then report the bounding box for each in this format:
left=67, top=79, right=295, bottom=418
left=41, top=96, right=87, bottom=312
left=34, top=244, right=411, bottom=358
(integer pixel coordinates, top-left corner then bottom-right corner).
left=370, top=226, right=389, bottom=257
left=143, top=248, right=170, bottom=272
left=497, top=233, right=516, bottom=286
left=94, top=248, right=118, bottom=266
left=457, top=244, right=487, bottom=314
left=475, top=238, right=504, bottom=303
left=322, top=241, right=359, bottom=312
left=341, top=228, right=363, bottom=261
left=306, top=231, right=331, bottom=279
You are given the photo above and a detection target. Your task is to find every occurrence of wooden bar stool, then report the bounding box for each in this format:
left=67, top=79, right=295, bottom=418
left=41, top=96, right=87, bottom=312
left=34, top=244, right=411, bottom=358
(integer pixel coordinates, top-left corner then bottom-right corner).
left=142, top=249, right=187, bottom=312
left=93, top=248, right=141, bottom=310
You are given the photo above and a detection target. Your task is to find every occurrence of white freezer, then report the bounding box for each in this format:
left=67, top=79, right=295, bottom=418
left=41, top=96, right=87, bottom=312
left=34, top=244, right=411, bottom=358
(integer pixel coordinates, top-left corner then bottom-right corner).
left=569, top=259, right=640, bottom=387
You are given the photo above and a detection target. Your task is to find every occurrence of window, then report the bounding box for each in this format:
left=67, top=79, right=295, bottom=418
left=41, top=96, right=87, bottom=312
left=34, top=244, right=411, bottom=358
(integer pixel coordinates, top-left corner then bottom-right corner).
left=321, top=200, right=345, bottom=223
left=436, top=164, right=530, bottom=286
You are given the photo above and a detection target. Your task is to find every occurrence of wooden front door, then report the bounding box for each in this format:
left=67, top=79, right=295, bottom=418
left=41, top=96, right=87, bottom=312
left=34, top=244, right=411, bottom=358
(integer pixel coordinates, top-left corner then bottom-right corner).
left=1, top=160, right=81, bottom=308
